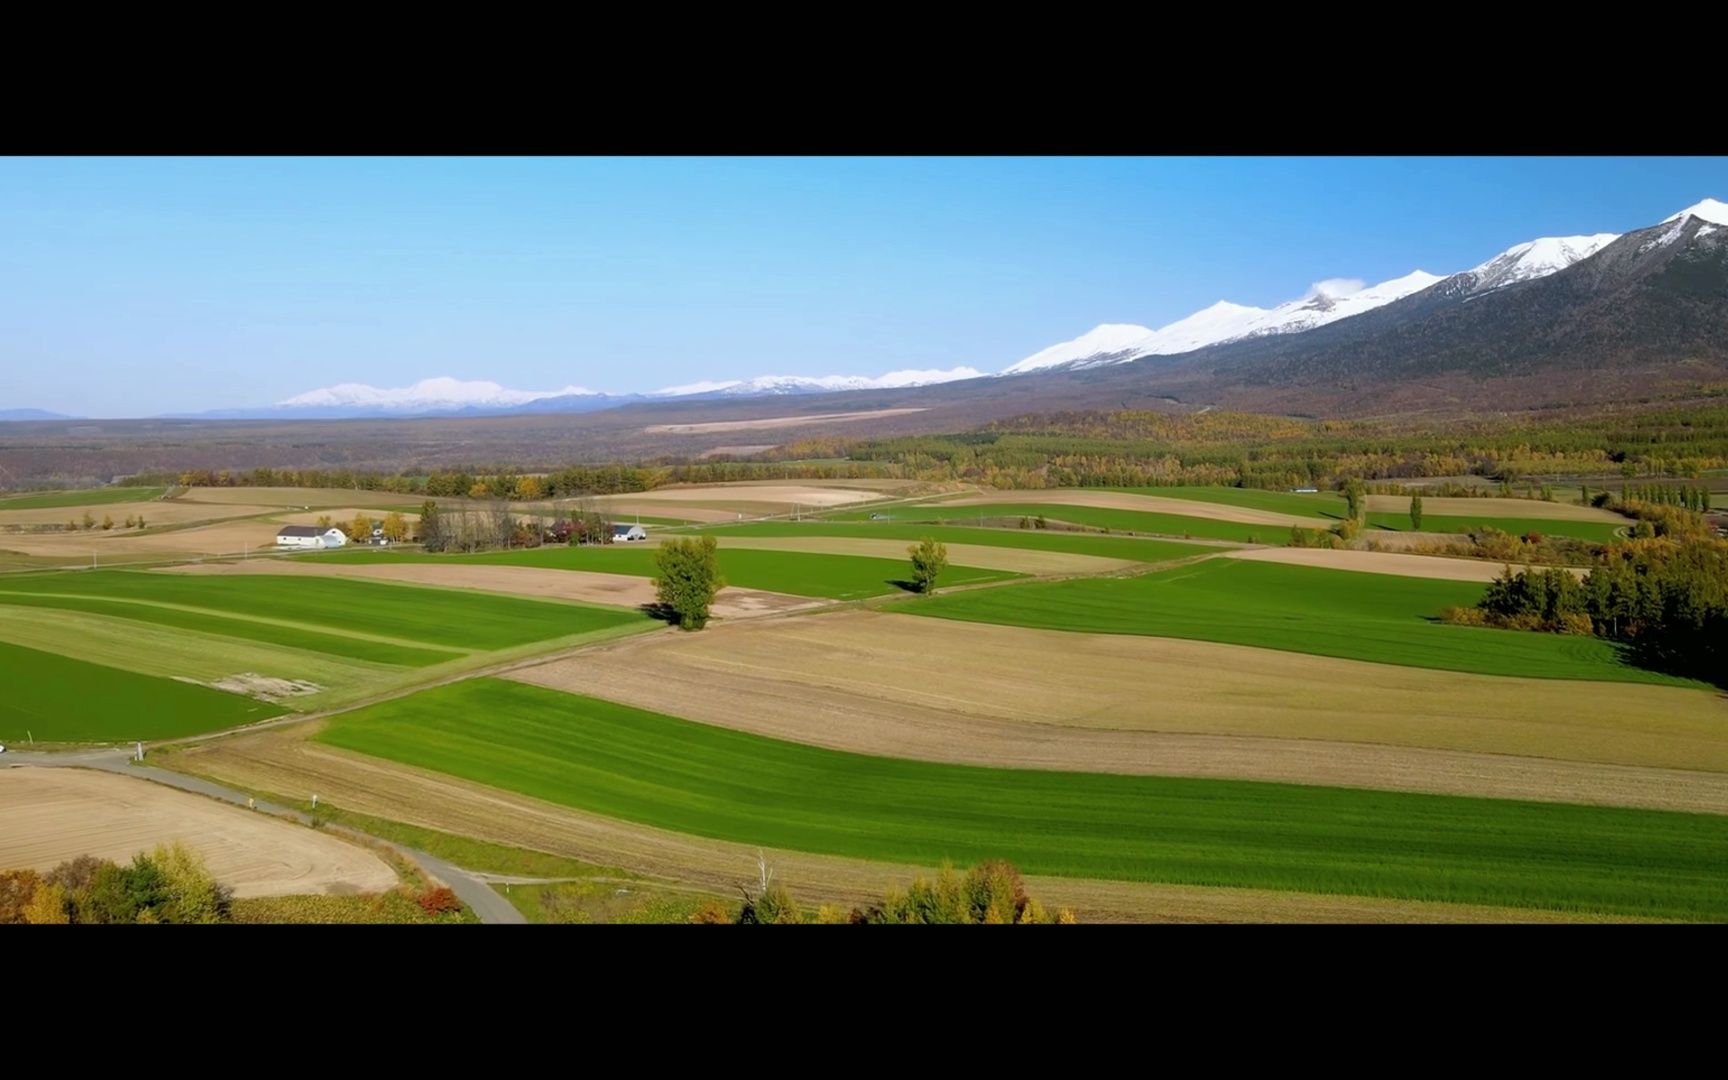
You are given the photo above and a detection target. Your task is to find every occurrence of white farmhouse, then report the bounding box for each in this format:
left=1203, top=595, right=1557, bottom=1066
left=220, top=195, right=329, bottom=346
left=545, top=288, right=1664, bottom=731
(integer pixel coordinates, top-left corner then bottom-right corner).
left=610, top=523, right=648, bottom=542
left=275, top=525, right=350, bottom=549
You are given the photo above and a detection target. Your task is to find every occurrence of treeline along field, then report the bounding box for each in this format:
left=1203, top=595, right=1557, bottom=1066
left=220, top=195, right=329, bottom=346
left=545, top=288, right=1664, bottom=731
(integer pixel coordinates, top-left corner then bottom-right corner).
left=315, top=680, right=1728, bottom=921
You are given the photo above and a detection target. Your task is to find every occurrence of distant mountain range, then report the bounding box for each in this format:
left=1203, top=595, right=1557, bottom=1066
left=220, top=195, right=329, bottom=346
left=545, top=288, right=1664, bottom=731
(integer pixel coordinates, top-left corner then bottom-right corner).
left=11, top=198, right=1725, bottom=424
left=0, top=408, right=76, bottom=422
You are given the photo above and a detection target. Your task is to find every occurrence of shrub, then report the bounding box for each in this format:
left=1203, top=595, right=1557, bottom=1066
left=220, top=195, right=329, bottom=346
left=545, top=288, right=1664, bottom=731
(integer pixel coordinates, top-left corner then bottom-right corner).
left=689, top=899, right=732, bottom=924
left=416, top=886, right=463, bottom=916
left=0, top=869, right=42, bottom=924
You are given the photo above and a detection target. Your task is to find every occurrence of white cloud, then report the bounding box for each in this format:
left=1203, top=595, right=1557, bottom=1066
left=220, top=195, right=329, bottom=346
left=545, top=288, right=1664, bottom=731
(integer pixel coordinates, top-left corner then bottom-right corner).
left=1303, top=277, right=1366, bottom=300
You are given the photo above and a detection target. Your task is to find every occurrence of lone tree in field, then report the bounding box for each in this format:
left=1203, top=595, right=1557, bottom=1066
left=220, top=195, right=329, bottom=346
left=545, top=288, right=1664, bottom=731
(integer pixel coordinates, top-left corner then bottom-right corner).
left=654, top=535, right=724, bottom=630
left=1343, top=478, right=1365, bottom=523
left=909, top=537, right=948, bottom=594
left=1409, top=494, right=1423, bottom=531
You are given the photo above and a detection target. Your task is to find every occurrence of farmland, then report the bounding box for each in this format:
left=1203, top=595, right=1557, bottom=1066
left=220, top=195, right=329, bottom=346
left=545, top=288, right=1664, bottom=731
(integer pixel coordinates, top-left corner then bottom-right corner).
left=0, top=638, right=279, bottom=741
left=894, top=558, right=1697, bottom=685
left=8, top=475, right=1722, bottom=924
left=0, top=767, right=396, bottom=897
left=314, top=545, right=1017, bottom=600
left=314, top=679, right=1728, bottom=920
left=0, top=486, right=168, bottom=509
left=0, top=567, right=654, bottom=739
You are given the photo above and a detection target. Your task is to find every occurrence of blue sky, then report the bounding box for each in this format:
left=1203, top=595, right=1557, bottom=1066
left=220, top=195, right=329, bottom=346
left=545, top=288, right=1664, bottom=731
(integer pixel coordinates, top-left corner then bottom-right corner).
left=1, top=156, right=1722, bottom=416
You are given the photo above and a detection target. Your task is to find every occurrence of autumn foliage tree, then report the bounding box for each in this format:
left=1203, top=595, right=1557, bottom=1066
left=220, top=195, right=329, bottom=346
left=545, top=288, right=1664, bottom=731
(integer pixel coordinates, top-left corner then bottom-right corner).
left=381, top=511, right=409, bottom=542
left=653, top=536, right=724, bottom=630
left=908, top=537, right=948, bottom=594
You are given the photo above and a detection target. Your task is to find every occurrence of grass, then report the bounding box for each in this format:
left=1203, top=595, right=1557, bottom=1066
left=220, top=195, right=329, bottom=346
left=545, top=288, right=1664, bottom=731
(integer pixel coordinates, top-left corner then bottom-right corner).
left=0, top=605, right=398, bottom=704
left=0, top=590, right=459, bottom=667
left=293, top=802, right=625, bottom=880
left=0, top=569, right=648, bottom=651
left=692, top=521, right=1219, bottom=561
left=318, top=680, right=1728, bottom=921
left=0, top=486, right=167, bottom=510
left=231, top=892, right=477, bottom=924
left=893, top=558, right=1700, bottom=686
left=314, top=545, right=1016, bottom=600
left=874, top=501, right=1278, bottom=542
left=500, top=880, right=715, bottom=924
left=0, top=638, right=280, bottom=741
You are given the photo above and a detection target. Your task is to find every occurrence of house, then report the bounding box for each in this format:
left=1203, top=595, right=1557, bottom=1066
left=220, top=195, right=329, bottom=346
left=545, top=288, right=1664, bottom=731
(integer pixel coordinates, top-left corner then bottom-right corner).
left=1290, top=487, right=1320, bottom=494
left=275, top=525, right=349, bottom=549
left=610, top=523, right=648, bottom=542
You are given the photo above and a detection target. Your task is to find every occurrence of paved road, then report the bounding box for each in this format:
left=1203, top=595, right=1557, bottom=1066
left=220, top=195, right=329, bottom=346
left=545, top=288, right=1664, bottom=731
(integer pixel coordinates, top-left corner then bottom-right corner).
left=2, top=750, right=524, bottom=924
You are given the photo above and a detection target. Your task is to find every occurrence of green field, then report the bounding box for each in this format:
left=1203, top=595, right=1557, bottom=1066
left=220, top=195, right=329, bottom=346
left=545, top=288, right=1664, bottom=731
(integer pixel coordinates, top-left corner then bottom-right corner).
left=315, top=546, right=1016, bottom=600
left=1365, top=513, right=1625, bottom=542
left=0, top=638, right=279, bottom=741
left=0, top=591, right=457, bottom=667
left=893, top=558, right=1697, bottom=686
left=0, top=486, right=167, bottom=510
left=693, top=521, right=1218, bottom=561
left=318, top=680, right=1728, bottom=920
left=848, top=502, right=1278, bottom=542
left=0, top=570, right=647, bottom=652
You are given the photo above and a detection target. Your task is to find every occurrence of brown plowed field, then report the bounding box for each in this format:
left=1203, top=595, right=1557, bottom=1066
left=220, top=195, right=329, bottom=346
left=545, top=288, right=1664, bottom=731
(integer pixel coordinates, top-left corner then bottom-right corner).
left=0, top=766, right=397, bottom=898
left=938, top=489, right=1333, bottom=527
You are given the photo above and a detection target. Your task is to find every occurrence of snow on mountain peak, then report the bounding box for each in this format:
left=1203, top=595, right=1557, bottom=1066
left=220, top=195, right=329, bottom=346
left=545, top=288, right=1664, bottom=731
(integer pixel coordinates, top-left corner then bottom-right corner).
left=1305, top=278, right=1367, bottom=301
left=280, top=377, right=597, bottom=411
left=1662, top=198, right=1728, bottom=227
left=653, top=367, right=983, bottom=397
left=1001, top=324, right=1157, bottom=375
left=1468, top=234, right=1617, bottom=291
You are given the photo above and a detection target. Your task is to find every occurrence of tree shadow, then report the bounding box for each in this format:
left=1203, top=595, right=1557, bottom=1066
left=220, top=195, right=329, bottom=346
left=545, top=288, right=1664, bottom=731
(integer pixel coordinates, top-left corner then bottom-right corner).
left=886, top=579, right=925, bottom=594
left=639, top=602, right=680, bottom=623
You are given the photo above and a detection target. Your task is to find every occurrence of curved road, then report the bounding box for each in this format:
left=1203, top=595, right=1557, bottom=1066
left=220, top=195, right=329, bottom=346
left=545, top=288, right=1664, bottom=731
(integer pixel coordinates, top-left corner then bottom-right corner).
left=1, top=749, right=523, bottom=924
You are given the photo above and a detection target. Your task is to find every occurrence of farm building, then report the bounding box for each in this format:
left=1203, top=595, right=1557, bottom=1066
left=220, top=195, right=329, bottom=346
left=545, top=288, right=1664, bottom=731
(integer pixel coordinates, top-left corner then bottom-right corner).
left=610, top=523, right=648, bottom=542
left=275, top=525, right=349, bottom=549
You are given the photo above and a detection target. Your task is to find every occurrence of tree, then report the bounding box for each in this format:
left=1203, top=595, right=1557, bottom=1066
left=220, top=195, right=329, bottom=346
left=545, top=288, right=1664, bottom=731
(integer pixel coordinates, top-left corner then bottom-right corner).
left=654, top=536, right=724, bottom=630
left=316, top=514, right=332, bottom=530
left=101, top=514, right=114, bottom=530
left=349, top=512, right=372, bottom=541
left=418, top=500, right=443, bottom=551
left=22, top=881, right=70, bottom=924
left=908, top=537, right=948, bottom=594
left=0, top=869, right=41, bottom=924
left=516, top=475, right=544, bottom=501
left=1343, top=478, right=1365, bottom=523
left=81, top=511, right=95, bottom=530
left=381, top=511, right=409, bottom=543
left=136, top=515, right=145, bottom=530
left=1409, top=494, right=1424, bottom=531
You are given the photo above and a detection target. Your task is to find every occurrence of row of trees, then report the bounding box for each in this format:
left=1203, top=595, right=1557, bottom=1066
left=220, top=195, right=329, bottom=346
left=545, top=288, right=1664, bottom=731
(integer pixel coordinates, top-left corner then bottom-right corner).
left=1453, top=536, right=1728, bottom=685
left=418, top=500, right=614, bottom=554
left=691, top=858, right=1077, bottom=925
left=1, top=844, right=231, bottom=925
left=1620, top=484, right=1715, bottom=512
left=63, top=511, right=145, bottom=531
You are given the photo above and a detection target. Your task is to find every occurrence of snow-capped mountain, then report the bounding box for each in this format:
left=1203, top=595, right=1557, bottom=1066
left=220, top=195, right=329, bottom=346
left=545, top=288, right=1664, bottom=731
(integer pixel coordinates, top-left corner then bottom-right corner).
left=278, top=377, right=601, bottom=413
left=1003, top=270, right=1443, bottom=375
left=998, top=208, right=1659, bottom=378
left=1663, top=198, right=1728, bottom=226
left=1453, top=234, right=1619, bottom=295
left=654, top=367, right=983, bottom=397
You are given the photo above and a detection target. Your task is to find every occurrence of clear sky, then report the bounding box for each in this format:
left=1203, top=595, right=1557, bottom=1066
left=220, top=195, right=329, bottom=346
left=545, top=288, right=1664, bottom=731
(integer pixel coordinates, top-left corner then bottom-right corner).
left=1, top=156, right=1722, bottom=416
